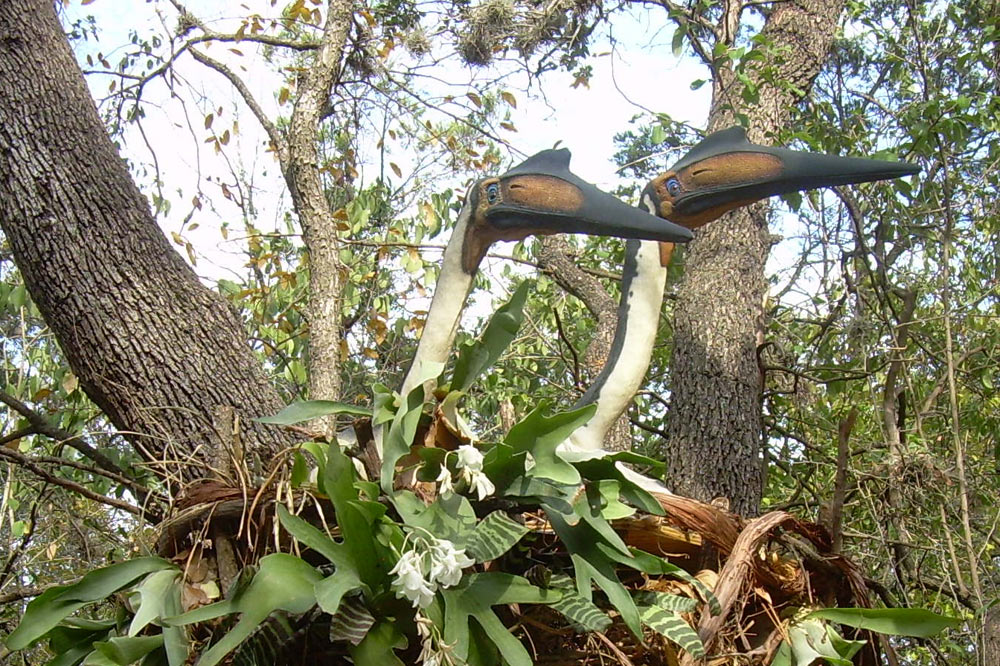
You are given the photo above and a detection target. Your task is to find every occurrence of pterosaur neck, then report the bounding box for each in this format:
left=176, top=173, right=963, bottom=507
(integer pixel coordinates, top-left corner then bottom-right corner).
left=399, top=204, right=477, bottom=398
left=566, top=235, right=667, bottom=450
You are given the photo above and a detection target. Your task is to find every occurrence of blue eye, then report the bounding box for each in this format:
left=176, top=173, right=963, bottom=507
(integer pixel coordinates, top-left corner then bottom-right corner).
left=666, top=178, right=682, bottom=197
left=486, top=183, right=500, bottom=203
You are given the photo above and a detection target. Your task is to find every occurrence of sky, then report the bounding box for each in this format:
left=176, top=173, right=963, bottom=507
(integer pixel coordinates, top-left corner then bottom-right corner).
left=62, top=0, right=712, bottom=283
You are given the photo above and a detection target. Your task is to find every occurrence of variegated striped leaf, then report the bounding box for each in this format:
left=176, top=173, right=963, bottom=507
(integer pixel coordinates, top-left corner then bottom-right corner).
left=329, top=597, right=375, bottom=646
left=638, top=605, right=705, bottom=658
left=633, top=590, right=699, bottom=613
left=232, top=613, right=295, bottom=666
left=548, top=574, right=612, bottom=633
left=467, top=511, right=529, bottom=562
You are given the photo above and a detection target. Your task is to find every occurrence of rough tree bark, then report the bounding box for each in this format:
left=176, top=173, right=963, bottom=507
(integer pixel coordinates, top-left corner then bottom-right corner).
left=286, top=0, right=355, bottom=420
left=0, top=0, right=293, bottom=482
left=665, top=0, right=846, bottom=515
left=538, top=235, right=632, bottom=451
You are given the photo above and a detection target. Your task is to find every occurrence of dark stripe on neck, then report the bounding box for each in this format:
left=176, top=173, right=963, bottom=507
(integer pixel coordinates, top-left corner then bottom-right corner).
left=573, top=237, right=642, bottom=408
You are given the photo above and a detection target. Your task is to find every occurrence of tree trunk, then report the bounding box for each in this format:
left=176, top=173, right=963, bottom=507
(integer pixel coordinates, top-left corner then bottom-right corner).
left=538, top=235, right=632, bottom=451
left=665, top=0, right=846, bottom=515
left=0, top=0, right=293, bottom=481
left=985, top=604, right=1000, bottom=666
left=286, top=0, right=355, bottom=424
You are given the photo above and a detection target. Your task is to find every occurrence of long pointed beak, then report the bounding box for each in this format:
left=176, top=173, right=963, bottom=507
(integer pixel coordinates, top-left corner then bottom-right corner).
left=484, top=149, right=694, bottom=244
left=650, top=127, right=919, bottom=228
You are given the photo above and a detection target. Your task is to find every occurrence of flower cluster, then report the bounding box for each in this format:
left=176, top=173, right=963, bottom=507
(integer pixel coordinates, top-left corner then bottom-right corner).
left=416, top=612, right=456, bottom=666
left=389, top=536, right=475, bottom=608
left=435, top=444, right=495, bottom=500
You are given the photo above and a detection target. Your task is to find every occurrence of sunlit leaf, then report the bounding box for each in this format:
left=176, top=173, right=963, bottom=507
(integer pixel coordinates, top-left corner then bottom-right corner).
left=807, top=607, right=961, bottom=637
left=256, top=400, right=370, bottom=425
left=6, top=558, right=176, bottom=650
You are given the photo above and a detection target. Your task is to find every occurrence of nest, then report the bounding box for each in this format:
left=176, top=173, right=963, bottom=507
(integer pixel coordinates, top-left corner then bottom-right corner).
left=504, top=494, right=880, bottom=665
left=157, top=478, right=882, bottom=665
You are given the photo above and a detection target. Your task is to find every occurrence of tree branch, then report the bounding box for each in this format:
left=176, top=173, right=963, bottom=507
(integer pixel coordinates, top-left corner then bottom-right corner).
left=187, top=46, right=288, bottom=164
left=0, top=390, right=122, bottom=477
left=0, top=447, right=150, bottom=520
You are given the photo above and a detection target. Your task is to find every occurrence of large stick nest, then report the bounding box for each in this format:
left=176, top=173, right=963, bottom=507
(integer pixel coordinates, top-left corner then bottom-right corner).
left=157, top=477, right=884, bottom=665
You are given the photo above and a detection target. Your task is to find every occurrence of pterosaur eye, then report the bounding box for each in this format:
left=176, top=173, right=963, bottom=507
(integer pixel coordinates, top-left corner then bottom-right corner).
left=666, top=178, right=682, bottom=197
left=486, top=183, right=500, bottom=204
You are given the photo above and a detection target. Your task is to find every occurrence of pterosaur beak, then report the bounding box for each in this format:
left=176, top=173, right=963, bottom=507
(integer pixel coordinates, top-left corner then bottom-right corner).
left=648, top=126, right=919, bottom=228
left=481, top=149, right=695, bottom=244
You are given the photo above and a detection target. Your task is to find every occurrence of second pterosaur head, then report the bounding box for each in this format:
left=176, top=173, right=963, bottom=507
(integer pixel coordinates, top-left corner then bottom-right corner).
left=643, top=126, right=919, bottom=229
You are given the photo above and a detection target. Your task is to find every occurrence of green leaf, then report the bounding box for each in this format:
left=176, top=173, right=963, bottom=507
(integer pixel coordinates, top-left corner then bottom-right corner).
left=275, top=505, right=366, bottom=615
left=442, top=573, right=561, bottom=666
left=505, top=401, right=595, bottom=485
left=91, top=635, right=164, bottom=665
left=639, top=605, right=704, bottom=657
left=633, top=590, right=699, bottom=613
left=290, top=451, right=309, bottom=487
left=482, top=443, right=527, bottom=493
left=545, top=508, right=642, bottom=638
left=391, top=491, right=478, bottom=550
left=466, top=511, right=529, bottom=562
left=627, top=549, right=721, bottom=616
left=127, top=569, right=188, bottom=666
left=807, top=607, right=961, bottom=637
left=501, top=475, right=576, bottom=513
left=81, top=649, right=118, bottom=665
left=671, top=27, right=685, bottom=56
left=590, top=480, right=635, bottom=520
left=256, top=400, right=370, bottom=424
left=784, top=617, right=858, bottom=666
left=164, top=554, right=321, bottom=666
left=128, top=570, right=180, bottom=636
left=547, top=574, right=612, bottom=633
left=44, top=619, right=117, bottom=666
left=315, top=571, right=363, bottom=617
left=299, top=442, right=327, bottom=486
left=572, top=454, right=665, bottom=517
left=349, top=620, right=406, bottom=666
left=771, top=638, right=793, bottom=666
left=380, top=380, right=432, bottom=494
left=575, top=487, right=632, bottom=558
left=415, top=444, right=447, bottom=482
left=451, top=281, right=530, bottom=391
left=6, top=558, right=176, bottom=651
left=323, top=443, right=383, bottom=586
left=651, top=125, right=666, bottom=145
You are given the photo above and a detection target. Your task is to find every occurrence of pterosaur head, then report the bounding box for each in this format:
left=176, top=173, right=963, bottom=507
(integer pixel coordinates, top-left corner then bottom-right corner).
left=644, top=126, right=919, bottom=229
left=460, top=148, right=694, bottom=272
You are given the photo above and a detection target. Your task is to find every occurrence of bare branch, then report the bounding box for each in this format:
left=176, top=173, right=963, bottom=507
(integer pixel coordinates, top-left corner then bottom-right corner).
left=187, top=46, right=288, bottom=164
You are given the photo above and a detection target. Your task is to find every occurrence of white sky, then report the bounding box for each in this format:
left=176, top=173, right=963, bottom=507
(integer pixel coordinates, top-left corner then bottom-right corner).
left=63, top=1, right=711, bottom=282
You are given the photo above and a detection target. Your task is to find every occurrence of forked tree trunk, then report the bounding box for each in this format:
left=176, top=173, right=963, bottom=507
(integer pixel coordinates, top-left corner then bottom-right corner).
left=665, top=0, right=846, bottom=515
left=0, top=0, right=292, bottom=481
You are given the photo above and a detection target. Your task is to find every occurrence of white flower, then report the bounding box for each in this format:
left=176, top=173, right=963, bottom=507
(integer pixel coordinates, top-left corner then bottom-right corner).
left=455, top=445, right=484, bottom=472
left=467, top=470, right=495, bottom=500
left=455, top=445, right=494, bottom=500
left=389, top=550, right=436, bottom=608
left=434, top=463, right=454, bottom=496
left=415, top=612, right=434, bottom=640
left=428, top=538, right=474, bottom=588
